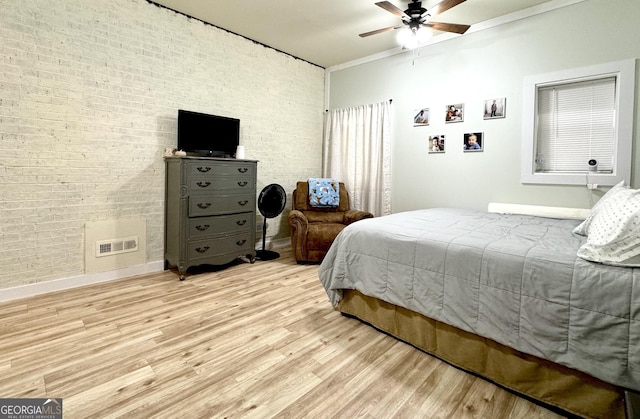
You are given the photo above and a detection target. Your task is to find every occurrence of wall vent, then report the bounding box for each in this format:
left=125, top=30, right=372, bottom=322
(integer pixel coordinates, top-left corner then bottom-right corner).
left=95, top=236, right=139, bottom=258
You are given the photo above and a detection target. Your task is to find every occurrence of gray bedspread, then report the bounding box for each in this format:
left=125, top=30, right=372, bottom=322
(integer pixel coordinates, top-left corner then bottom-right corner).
left=318, top=208, right=640, bottom=391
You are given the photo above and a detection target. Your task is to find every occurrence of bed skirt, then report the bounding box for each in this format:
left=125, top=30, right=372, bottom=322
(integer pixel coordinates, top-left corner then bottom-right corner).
left=337, top=289, right=625, bottom=419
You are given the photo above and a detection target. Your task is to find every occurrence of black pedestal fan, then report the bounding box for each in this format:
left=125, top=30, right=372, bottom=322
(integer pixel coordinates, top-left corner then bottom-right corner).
left=256, top=183, right=286, bottom=261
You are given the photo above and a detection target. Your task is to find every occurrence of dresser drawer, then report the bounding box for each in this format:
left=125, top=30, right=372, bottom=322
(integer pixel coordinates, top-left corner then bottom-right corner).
left=189, top=193, right=254, bottom=216
left=187, top=213, right=252, bottom=238
left=187, top=232, right=253, bottom=261
left=187, top=161, right=256, bottom=178
left=187, top=177, right=254, bottom=194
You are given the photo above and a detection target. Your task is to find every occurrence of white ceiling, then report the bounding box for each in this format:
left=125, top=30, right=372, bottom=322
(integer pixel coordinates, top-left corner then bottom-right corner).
left=149, top=0, right=556, bottom=68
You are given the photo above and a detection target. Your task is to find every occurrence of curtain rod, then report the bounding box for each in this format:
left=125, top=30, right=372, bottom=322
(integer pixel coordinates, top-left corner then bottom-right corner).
left=325, top=99, right=392, bottom=113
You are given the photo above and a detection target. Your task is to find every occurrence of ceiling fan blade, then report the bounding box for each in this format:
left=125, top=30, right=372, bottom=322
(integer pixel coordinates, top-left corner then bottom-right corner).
left=375, top=1, right=409, bottom=19
left=425, top=22, right=470, bottom=34
left=430, top=0, right=466, bottom=16
left=359, top=25, right=401, bottom=38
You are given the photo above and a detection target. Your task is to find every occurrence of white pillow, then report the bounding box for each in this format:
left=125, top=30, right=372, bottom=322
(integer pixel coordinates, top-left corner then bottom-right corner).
left=576, top=186, right=640, bottom=267
left=573, top=180, right=627, bottom=236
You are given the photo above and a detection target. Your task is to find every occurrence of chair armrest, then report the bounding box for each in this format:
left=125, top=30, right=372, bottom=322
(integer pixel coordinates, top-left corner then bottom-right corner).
left=344, top=209, right=374, bottom=225
left=288, top=209, right=308, bottom=229
left=288, top=209, right=309, bottom=262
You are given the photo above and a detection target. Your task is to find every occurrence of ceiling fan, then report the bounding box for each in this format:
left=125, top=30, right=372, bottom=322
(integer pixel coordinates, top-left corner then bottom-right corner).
left=359, top=0, right=471, bottom=39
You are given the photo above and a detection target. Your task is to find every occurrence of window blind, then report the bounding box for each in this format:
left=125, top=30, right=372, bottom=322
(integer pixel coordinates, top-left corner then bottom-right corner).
left=535, top=77, right=616, bottom=173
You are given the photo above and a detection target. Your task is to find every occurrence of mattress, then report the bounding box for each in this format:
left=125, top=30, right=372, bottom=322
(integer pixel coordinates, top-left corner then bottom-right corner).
left=318, top=208, right=640, bottom=392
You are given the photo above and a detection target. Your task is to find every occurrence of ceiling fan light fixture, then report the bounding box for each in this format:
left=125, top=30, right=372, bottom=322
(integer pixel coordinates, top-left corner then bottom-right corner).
left=396, top=27, right=413, bottom=46
left=396, top=27, right=430, bottom=50
left=416, top=27, right=432, bottom=42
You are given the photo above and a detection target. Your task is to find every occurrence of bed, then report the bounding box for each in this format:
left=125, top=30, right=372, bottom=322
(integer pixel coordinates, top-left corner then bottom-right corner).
left=318, top=202, right=640, bottom=419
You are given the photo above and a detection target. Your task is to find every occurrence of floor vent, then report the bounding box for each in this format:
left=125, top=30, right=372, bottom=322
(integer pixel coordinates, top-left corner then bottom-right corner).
left=96, top=236, right=139, bottom=257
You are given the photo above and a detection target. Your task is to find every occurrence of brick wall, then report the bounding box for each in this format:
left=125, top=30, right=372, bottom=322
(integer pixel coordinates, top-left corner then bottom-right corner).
left=0, top=0, right=325, bottom=288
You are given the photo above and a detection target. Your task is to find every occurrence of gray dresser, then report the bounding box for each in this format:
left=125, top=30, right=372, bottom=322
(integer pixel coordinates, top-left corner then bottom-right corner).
left=164, top=156, right=257, bottom=280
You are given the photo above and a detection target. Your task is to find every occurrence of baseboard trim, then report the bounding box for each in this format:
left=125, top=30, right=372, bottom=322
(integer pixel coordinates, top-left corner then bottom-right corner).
left=257, top=237, right=290, bottom=250
left=0, top=261, right=165, bottom=303
left=1, top=238, right=293, bottom=303
left=253, top=237, right=292, bottom=261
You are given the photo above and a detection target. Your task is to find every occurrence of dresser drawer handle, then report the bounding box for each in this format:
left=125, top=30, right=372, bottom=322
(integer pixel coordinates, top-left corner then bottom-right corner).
left=238, top=200, right=248, bottom=206
left=195, top=224, right=210, bottom=231
left=197, top=203, right=211, bottom=209
left=195, top=246, right=210, bottom=254
left=196, top=181, right=211, bottom=188
left=237, top=181, right=248, bottom=187
left=196, top=167, right=211, bottom=173
left=237, top=167, right=248, bottom=173
left=236, top=220, right=247, bottom=226
left=236, top=240, right=247, bottom=246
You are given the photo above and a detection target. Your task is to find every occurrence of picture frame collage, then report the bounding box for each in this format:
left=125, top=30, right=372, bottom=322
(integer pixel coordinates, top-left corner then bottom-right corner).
left=413, top=97, right=506, bottom=154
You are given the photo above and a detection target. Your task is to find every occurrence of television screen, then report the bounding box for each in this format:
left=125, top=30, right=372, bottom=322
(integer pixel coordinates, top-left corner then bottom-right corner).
left=177, top=109, right=240, bottom=157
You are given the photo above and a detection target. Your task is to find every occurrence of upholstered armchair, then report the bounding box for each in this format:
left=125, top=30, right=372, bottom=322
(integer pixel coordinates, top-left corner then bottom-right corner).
left=288, top=181, right=373, bottom=263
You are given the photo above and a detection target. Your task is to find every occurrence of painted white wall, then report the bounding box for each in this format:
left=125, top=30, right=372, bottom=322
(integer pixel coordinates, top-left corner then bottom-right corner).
left=0, top=0, right=324, bottom=290
left=327, top=0, right=640, bottom=213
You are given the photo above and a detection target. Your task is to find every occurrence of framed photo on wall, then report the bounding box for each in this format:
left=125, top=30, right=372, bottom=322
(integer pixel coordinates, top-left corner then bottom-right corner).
left=429, top=135, right=445, bottom=153
left=484, top=97, right=506, bottom=119
left=445, top=104, right=464, bottom=123
left=463, top=132, right=483, bottom=152
left=414, top=108, right=430, bottom=126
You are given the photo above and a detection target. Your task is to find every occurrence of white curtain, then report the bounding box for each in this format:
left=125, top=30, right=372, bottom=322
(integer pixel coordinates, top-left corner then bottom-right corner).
left=323, top=100, right=392, bottom=216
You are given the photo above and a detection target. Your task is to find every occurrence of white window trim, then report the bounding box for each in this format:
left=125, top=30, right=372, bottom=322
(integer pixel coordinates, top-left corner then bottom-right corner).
left=521, top=59, right=635, bottom=185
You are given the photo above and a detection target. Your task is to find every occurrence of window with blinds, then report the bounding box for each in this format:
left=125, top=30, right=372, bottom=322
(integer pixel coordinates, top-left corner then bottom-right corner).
left=521, top=60, right=635, bottom=186
left=535, top=77, right=616, bottom=173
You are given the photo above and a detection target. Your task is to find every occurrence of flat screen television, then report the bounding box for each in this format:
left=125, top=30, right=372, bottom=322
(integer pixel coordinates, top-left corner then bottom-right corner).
left=177, top=109, right=240, bottom=158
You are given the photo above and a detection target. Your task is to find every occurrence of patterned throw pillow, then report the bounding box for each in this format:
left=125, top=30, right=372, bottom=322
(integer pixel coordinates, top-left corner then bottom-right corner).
left=576, top=186, right=640, bottom=266
left=573, top=180, right=627, bottom=236
left=308, top=178, right=340, bottom=208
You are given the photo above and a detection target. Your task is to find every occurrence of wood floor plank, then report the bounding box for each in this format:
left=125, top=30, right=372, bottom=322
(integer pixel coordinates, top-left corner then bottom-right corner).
left=0, top=247, right=564, bottom=418
left=449, top=373, right=500, bottom=418
left=63, top=365, right=157, bottom=418
left=3, top=324, right=122, bottom=382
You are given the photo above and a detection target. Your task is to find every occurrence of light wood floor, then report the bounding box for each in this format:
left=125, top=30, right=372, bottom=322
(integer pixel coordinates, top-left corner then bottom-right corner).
left=0, top=248, right=566, bottom=418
